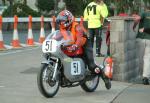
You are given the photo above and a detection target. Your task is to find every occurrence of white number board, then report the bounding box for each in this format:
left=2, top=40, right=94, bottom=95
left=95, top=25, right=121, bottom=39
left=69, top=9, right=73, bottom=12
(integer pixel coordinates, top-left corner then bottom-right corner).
left=42, top=39, right=57, bottom=53
left=71, top=61, right=81, bottom=75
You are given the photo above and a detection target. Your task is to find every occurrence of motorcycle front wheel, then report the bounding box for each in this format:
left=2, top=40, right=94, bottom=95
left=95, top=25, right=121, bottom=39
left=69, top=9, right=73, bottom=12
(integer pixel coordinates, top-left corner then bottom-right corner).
left=37, top=63, right=59, bottom=98
left=80, top=75, right=99, bottom=92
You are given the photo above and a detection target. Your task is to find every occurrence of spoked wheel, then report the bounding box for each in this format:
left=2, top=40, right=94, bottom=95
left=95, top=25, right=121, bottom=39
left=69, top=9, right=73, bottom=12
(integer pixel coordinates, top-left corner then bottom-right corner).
left=80, top=75, right=99, bottom=92
left=37, top=64, right=59, bottom=98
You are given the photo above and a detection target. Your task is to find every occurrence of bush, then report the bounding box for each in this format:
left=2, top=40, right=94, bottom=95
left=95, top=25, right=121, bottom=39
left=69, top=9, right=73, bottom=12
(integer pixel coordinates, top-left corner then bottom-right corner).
left=2, top=3, right=40, bottom=17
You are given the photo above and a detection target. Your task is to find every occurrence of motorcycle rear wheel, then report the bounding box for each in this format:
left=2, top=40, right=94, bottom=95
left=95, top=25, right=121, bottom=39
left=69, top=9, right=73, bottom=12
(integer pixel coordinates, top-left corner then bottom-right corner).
left=80, top=75, right=99, bottom=92
left=37, top=63, right=59, bottom=98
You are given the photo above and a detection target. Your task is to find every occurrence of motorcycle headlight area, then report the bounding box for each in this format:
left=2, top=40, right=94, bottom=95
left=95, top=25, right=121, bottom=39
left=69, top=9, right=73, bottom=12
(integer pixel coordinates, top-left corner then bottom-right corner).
left=43, top=53, right=50, bottom=59
left=42, top=39, right=57, bottom=53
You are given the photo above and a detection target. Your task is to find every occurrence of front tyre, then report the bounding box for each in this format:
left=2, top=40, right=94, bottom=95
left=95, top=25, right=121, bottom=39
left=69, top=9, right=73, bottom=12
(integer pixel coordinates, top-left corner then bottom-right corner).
left=37, top=64, right=59, bottom=98
left=80, top=75, right=99, bottom=92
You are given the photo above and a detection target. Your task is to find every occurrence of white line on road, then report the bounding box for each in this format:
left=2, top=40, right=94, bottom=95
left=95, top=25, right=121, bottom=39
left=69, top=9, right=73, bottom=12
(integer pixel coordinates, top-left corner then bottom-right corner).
left=0, top=85, right=5, bottom=88
left=0, top=46, right=40, bottom=56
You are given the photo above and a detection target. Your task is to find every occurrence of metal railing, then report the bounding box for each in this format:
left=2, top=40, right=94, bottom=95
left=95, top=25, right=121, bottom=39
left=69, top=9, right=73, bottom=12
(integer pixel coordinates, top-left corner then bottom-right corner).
left=1, top=17, right=82, bottom=23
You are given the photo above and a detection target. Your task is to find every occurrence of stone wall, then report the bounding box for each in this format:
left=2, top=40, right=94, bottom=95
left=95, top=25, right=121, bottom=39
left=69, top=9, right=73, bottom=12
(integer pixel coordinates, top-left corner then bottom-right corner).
left=109, top=16, right=140, bottom=82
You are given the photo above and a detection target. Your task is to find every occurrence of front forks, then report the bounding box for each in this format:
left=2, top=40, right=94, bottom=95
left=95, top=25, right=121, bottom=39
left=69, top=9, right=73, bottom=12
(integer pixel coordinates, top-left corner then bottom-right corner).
left=52, top=58, right=59, bottom=81
left=42, top=58, right=59, bottom=81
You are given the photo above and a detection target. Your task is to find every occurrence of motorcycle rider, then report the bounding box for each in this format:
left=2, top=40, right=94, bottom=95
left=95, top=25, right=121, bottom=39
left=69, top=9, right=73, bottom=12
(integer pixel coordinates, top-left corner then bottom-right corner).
left=56, top=10, right=111, bottom=90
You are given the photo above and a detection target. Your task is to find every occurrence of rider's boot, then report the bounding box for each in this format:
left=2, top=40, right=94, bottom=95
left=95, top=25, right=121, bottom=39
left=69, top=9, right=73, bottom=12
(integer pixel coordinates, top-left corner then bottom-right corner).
left=143, top=77, right=149, bottom=85
left=95, top=67, right=111, bottom=90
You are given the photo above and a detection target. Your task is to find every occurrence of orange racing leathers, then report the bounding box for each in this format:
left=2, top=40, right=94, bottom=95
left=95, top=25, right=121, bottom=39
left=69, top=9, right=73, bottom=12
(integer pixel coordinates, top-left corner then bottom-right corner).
left=61, top=21, right=87, bottom=57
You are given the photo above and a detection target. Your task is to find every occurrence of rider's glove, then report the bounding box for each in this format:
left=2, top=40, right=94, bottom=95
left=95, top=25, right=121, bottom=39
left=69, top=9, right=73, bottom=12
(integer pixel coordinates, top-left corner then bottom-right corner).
left=70, top=44, right=78, bottom=52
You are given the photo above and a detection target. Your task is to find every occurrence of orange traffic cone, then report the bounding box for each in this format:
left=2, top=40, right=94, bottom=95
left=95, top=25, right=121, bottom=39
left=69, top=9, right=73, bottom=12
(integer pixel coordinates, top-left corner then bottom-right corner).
left=80, top=16, right=83, bottom=25
left=73, top=16, right=75, bottom=22
left=80, top=16, right=88, bottom=33
left=104, top=56, right=113, bottom=79
left=51, top=16, right=56, bottom=33
left=27, top=15, right=34, bottom=46
left=0, top=15, right=6, bottom=50
left=0, top=30, right=5, bottom=50
left=39, top=15, right=45, bottom=44
left=11, top=15, right=22, bottom=48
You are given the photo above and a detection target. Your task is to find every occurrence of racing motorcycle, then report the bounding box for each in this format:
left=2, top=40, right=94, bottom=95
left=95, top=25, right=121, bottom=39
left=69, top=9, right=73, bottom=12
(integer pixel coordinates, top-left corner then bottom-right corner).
left=37, top=30, right=105, bottom=98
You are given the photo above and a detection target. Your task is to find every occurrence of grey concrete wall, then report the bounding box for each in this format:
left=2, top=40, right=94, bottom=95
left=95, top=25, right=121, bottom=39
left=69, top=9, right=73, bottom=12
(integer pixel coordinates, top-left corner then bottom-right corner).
left=109, top=16, right=140, bottom=82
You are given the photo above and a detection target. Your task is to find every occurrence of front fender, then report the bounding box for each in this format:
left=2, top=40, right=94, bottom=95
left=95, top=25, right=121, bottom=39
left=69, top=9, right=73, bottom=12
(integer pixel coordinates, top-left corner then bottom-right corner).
left=41, top=60, right=51, bottom=65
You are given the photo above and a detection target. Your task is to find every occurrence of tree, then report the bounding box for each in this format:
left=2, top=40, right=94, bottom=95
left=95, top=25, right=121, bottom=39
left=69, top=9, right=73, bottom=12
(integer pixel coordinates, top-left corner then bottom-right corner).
left=2, top=3, right=40, bottom=17
left=24, top=0, right=27, bottom=5
left=2, top=0, right=6, bottom=5
left=35, top=0, right=55, bottom=15
left=7, top=0, right=14, bottom=17
left=64, top=0, right=92, bottom=16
